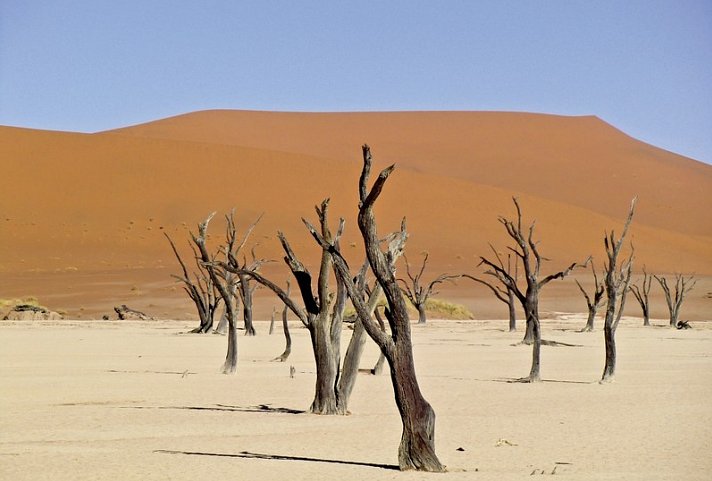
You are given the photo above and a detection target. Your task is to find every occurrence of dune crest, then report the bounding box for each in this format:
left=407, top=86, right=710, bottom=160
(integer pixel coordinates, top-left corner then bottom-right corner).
left=1, top=110, right=710, bottom=318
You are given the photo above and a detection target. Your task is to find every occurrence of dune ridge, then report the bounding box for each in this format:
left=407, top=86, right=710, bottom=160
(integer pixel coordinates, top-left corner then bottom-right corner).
left=1, top=110, right=711, bottom=318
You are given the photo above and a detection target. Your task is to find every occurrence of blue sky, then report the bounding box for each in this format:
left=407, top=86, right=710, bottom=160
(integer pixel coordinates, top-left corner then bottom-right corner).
left=1, top=1, right=710, bottom=164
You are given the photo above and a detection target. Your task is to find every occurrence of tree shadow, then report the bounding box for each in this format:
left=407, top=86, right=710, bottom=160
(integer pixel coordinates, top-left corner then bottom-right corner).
left=122, top=403, right=305, bottom=414
left=493, top=377, right=593, bottom=385
left=509, top=339, right=583, bottom=348
left=154, top=449, right=399, bottom=471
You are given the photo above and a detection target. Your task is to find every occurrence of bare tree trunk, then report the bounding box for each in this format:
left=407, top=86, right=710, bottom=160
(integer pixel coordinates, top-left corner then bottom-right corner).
left=417, top=303, right=427, bottom=324
left=584, top=308, right=596, bottom=332
left=273, top=300, right=292, bottom=362
left=388, top=340, right=442, bottom=471
left=601, top=321, right=616, bottom=381
left=525, top=293, right=541, bottom=382
left=239, top=274, right=256, bottom=336
left=222, top=320, right=238, bottom=374
left=601, top=300, right=617, bottom=382
left=308, top=317, right=340, bottom=414
left=655, top=274, right=696, bottom=328
left=630, top=269, right=652, bottom=327
left=522, top=317, right=535, bottom=344
left=214, top=282, right=238, bottom=335
left=669, top=306, right=679, bottom=328
left=338, top=319, right=367, bottom=411
left=192, top=213, right=238, bottom=374
left=371, top=307, right=388, bottom=375
left=305, top=145, right=445, bottom=471
left=268, top=306, right=276, bottom=334
left=600, top=199, right=636, bottom=383
left=507, top=289, right=516, bottom=332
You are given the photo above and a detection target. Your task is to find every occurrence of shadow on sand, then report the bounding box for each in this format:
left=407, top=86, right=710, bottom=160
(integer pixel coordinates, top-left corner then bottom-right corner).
left=121, top=403, right=305, bottom=414
left=154, top=449, right=400, bottom=471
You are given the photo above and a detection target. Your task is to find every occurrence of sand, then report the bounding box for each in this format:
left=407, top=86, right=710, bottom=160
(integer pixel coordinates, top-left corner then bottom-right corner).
left=2, top=317, right=711, bottom=480
left=1, top=110, right=711, bottom=321
left=1, top=110, right=710, bottom=478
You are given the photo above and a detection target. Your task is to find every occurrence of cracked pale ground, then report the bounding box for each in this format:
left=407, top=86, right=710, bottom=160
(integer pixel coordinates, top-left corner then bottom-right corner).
left=2, top=317, right=711, bottom=480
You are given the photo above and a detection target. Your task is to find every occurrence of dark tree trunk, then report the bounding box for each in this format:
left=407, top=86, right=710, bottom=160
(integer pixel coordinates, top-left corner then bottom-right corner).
left=600, top=199, right=636, bottom=383
left=528, top=318, right=541, bottom=382
left=338, top=319, right=367, bottom=413
left=214, top=289, right=237, bottom=335
left=507, top=289, right=516, bottom=332
left=642, top=307, right=650, bottom=327
left=304, top=145, right=445, bottom=471
left=601, top=321, right=616, bottom=382
left=222, top=320, right=238, bottom=374
left=388, top=340, right=443, bottom=471
left=242, top=301, right=255, bottom=336
left=522, top=317, right=535, bottom=344
left=524, top=293, right=541, bottom=382
left=371, top=307, right=388, bottom=375
left=268, top=307, right=276, bottom=334
left=417, top=303, right=427, bottom=324
left=583, top=307, right=596, bottom=332
left=196, top=311, right=213, bottom=333
left=192, top=213, right=238, bottom=374
left=308, top=319, right=340, bottom=414
left=239, top=274, right=256, bottom=336
left=273, top=303, right=292, bottom=362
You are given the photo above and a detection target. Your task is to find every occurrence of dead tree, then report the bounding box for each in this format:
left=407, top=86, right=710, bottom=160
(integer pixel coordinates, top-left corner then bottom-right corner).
left=192, top=213, right=239, bottom=374
left=221, top=200, right=346, bottom=414
left=272, top=281, right=293, bottom=362
left=575, top=260, right=604, bottom=332
left=268, top=306, right=277, bottom=334
left=398, top=253, right=459, bottom=324
left=629, top=268, right=653, bottom=326
left=238, top=275, right=257, bottom=335
left=600, top=199, right=636, bottom=383
left=479, top=198, right=586, bottom=382
left=462, top=251, right=519, bottom=332
left=370, top=306, right=387, bottom=375
left=165, top=233, right=222, bottom=333
left=306, top=145, right=445, bottom=472
left=213, top=272, right=238, bottom=335
left=227, top=214, right=264, bottom=336
left=337, top=234, right=406, bottom=413
left=654, top=274, right=696, bottom=328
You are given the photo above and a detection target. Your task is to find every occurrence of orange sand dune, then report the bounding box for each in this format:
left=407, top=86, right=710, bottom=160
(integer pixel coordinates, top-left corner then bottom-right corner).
left=109, top=110, right=712, bottom=238
left=1, top=111, right=711, bottom=319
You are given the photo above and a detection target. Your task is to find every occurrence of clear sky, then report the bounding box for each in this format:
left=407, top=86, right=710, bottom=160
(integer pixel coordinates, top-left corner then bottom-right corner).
left=1, top=1, right=710, bottom=164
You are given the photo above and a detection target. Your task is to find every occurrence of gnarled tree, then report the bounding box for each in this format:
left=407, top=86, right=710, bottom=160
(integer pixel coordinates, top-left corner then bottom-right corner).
left=600, top=199, right=636, bottom=383
left=306, top=145, right=445, bottom=472
left=191, top=213, right=239, bottom=374
left=654, top=274, right=696, bottom=328
left=630, top=267, right=653, bottom=327
left=165, top=232, right=222, bottom=333
left=480, top=198, right=586, bottom=382
left=575, top=260, right=604, bottom=332
left=220, top=200, right=348, bottom=414
left=272, top=281, right=293, bottom=362
left=224, top=206, right=405, bottom=415
left=398, top=253, right=458, bottom=324
left=462, top=250, right=519, bottom=332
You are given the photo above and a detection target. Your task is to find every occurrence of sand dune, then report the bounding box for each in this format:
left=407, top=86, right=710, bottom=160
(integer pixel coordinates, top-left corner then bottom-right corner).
left=1, top=111, right=711, bottom=319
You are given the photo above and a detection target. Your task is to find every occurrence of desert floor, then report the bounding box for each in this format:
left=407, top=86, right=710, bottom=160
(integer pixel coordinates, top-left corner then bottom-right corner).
left=1, top=317, right=711, bottom=481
